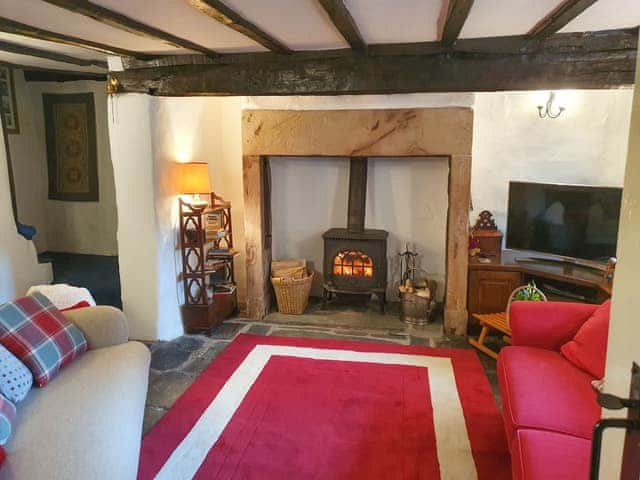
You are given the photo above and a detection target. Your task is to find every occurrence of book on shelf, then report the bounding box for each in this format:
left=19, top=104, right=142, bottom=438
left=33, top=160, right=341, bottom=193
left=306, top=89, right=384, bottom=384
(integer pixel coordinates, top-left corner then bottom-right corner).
left=205, top=283, right=236, bottom=300
left=207, top=247, right=231, bottom=256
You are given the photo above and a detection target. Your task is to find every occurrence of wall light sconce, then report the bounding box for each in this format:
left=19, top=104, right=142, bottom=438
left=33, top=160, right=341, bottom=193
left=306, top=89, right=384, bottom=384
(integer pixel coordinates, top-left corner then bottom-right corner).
left=537, top=91, right=565, bottom=119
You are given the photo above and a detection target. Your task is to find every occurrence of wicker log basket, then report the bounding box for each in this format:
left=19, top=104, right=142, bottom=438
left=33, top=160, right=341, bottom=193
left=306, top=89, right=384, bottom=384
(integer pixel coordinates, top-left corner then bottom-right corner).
left=271, top=260, right=314, bottom=315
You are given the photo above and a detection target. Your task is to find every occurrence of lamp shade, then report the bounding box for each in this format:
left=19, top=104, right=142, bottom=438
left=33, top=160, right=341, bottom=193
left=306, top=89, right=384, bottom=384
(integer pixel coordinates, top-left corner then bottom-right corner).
left=176, top=162, right=211, bottom=194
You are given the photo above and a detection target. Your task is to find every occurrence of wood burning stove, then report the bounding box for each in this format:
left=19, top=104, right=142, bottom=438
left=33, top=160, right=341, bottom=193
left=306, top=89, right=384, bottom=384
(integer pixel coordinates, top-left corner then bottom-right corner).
left=322, top=158, right=388, bottom=311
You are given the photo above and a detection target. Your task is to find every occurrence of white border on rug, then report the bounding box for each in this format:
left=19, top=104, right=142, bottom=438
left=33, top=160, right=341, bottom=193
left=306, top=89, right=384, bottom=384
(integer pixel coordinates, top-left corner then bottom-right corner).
left=155, top=345, right=477, bottom=480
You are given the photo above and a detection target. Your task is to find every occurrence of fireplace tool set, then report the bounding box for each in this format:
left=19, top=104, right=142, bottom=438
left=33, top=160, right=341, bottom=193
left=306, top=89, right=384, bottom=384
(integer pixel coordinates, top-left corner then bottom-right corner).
left=398, top=244, right=437, bottom=325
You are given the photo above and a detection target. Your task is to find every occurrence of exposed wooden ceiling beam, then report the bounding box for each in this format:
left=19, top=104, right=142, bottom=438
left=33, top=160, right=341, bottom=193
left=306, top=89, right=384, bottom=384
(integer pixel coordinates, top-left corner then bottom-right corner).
left=317, top=0, right=367, bottom=51
left=0, top=40, right=107, bottom=69
left=110, top=29, right=637, bottom=96
left=441, top=0, right=474, bottom=45
left=186, top=0, right=290, bottom=54
left=23, top=69, right=107, bottom=82
left=0, top=17, right=147, bottom=59
left=0, top=61, right=106, bottom=81
left=42, top=0, right=218, bottom=56
left=528, top=0, right=598, bottom=39
left=121, top=28, right=637, bottom=70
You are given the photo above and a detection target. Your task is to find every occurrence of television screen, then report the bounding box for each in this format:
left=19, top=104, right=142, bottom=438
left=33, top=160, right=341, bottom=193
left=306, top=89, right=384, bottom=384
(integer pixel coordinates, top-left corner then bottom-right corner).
left=506, top=181, right=622, bottom=262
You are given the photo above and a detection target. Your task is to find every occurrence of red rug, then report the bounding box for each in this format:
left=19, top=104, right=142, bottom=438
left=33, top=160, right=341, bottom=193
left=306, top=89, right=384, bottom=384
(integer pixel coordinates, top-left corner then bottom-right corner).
left=139, top=334, right=510, bottom=480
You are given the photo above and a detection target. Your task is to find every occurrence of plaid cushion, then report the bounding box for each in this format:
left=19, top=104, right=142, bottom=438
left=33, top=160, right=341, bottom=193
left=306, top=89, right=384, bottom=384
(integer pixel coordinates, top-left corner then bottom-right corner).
left=0, top=292, right=87, bottom=387
left=0, top=394, right=16, bottom=445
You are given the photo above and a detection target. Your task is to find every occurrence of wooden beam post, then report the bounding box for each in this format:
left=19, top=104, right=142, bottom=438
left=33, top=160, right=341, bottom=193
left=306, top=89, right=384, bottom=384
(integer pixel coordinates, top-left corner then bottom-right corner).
left=186, top=0, right=291, bottom=54
left=0, top=40, right=107, bottom=69
left=445, top=155, right=472, bottom=335
left=528, top=0, right=599, bottom=40
left=0, top=17, right=146, bottom=59
left=243, top=155, right=272, bottom=319
left=318, top=0, right=367, bottom=51
left=41, top=0, right=218, bottom=56
left=441, top=0, right=474, bottom=45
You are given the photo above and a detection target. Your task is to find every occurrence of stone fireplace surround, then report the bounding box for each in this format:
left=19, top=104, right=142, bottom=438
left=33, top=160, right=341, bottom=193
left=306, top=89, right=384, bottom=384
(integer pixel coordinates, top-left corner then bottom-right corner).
left=242, top=108, right=472, bottom=335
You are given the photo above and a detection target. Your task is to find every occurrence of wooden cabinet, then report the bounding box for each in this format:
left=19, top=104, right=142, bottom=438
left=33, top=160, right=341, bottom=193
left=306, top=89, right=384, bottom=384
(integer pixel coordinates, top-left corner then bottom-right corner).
left=468, top=269, right=522, bottom=316
left=467, top=250, right=613, bottom=333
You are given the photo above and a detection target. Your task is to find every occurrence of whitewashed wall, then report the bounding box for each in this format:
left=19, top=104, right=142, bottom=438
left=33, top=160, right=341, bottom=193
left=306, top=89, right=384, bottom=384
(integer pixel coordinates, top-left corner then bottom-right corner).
left=472, top=90, right=632, bottom=236
left=108, top=94, right=184, bottom=341
left=600, top=49, right=640, bottom=479
left=107, top=90, right=633, bottom=340
left=0, top=124, right=51, bottom=303
left=9, top=71, right=118, bottom=255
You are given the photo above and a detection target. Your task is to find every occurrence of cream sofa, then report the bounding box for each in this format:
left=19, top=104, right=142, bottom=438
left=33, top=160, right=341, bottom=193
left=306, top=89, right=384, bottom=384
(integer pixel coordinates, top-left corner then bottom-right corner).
left=0, top=306, right=150, bottom=480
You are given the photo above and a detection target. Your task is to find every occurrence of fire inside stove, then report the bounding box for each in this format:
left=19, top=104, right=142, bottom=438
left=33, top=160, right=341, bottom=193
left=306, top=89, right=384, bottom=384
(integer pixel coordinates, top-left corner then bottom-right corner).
left=332, top=250, right=374, bottom=277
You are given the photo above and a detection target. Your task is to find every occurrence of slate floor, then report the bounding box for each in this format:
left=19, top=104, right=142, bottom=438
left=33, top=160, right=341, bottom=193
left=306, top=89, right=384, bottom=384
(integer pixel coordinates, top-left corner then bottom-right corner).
left=142, top=298, right=503, bottom=436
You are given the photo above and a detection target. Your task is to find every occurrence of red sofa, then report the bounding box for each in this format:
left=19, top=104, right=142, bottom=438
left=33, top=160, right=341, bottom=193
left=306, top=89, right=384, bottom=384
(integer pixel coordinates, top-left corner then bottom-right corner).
left=497, top=301, right=609, bottom=480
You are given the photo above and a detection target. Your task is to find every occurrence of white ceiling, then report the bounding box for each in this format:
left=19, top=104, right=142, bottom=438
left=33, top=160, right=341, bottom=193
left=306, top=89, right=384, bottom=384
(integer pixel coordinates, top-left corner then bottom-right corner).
left=0, top=0, right=637, bottom=73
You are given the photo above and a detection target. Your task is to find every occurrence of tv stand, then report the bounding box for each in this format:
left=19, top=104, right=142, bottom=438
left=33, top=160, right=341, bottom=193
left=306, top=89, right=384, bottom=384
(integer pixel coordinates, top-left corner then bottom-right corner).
left=515, top=255, right=606, bottom=274
left=468, top=250, right=612, bottom=334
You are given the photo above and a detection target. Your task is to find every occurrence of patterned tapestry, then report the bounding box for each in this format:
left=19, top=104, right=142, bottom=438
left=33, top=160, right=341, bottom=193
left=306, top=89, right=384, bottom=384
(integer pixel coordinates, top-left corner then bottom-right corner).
left=43, top=93, right=98, bottom=201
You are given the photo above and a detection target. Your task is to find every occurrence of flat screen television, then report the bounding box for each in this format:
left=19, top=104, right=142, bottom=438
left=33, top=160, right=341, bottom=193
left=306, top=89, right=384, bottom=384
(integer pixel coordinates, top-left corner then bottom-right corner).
left=506, top=181, right=623, bottom=262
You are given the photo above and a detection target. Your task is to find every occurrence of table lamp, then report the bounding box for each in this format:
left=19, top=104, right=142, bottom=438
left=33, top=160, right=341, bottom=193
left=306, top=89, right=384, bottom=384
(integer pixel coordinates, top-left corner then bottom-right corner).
left=177, top=161, right=211, bottom=207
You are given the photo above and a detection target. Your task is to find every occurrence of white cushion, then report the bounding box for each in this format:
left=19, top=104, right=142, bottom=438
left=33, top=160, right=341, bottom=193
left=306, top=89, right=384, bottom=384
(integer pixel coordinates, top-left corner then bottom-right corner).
left=26, top=284, right=96, bottom=310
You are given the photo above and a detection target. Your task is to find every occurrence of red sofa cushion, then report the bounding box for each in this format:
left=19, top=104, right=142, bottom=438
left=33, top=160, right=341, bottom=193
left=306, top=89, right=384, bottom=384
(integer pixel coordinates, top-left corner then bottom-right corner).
left=510, top=301, right=598, bottom=351
left=498, top=346, right=600, bottom=442
left=511, top=429, right=591, bottom=480
left=560, top=300, right=611, bottom=379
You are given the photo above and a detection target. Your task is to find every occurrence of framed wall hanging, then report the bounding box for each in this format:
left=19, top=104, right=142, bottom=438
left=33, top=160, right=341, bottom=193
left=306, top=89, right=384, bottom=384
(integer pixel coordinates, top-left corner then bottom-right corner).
left=43, top=92, right=99, bottom=201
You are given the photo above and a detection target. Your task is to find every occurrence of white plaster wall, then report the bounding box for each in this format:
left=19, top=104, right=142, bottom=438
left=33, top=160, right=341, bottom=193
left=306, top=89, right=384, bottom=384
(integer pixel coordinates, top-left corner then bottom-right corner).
left=367, top=157, right=448, bottom=300
left=147, top=96, right=247, bottom=303
left=0, top=125, right=51, bottom=303
left=472, top=90, right=632, bottom=237
left=8, top=71, right=118, bottom=256
left=108, top=94, right=182, bottom=341
left=600, top=50, right=640, bottom=479
left=7, top=71, right=49, bottom=252
left=270, top=157, right=349, bottom=297
left=270, top=156, right=449, bottom=300
left=107, top=90, right=634, bottom=340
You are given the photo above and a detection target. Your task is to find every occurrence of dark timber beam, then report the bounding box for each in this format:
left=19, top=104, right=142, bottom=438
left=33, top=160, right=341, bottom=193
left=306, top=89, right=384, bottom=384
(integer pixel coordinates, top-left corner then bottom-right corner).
left=529, top=0, right=598, bottom=39
left=42, top=0, right=218, bottom=56
left=0, top=61, right=106, bottom=81
left=0, top=17, right=147, bottom=59
left=318, top=0, right=367, bottom=51
left=441, top=0, right=474, bottom=45
left=0, top=40, right=107, bottom=69
left=23, top=70, right=107, bottom=82
left=186, top=0, right=290, bottom=54
left=110, top=29, right=637, bottom=96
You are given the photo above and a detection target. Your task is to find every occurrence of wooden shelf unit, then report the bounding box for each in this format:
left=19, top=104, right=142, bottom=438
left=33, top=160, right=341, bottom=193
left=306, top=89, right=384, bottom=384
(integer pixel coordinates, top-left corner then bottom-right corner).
left=179, top=193, right=237, bottom=334
left=467, top=250, right=612, bottom=333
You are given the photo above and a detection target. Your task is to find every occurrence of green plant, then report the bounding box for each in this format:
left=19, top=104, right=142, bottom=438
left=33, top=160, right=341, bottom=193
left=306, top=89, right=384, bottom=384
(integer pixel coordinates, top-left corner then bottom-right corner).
left=512, top=281, right=545, bottom=302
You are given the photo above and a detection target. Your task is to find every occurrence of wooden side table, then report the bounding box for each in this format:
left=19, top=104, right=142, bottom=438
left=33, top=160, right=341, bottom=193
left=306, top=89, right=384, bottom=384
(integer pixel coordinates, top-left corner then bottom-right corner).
left=468, top=312, right=511, bottom=360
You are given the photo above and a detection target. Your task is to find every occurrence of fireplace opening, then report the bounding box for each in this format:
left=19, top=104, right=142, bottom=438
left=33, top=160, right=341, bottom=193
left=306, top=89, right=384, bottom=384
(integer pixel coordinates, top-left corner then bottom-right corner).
left=333, top=250, right=374, bottom=278
left=268, top=154, right=449, bottom=319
